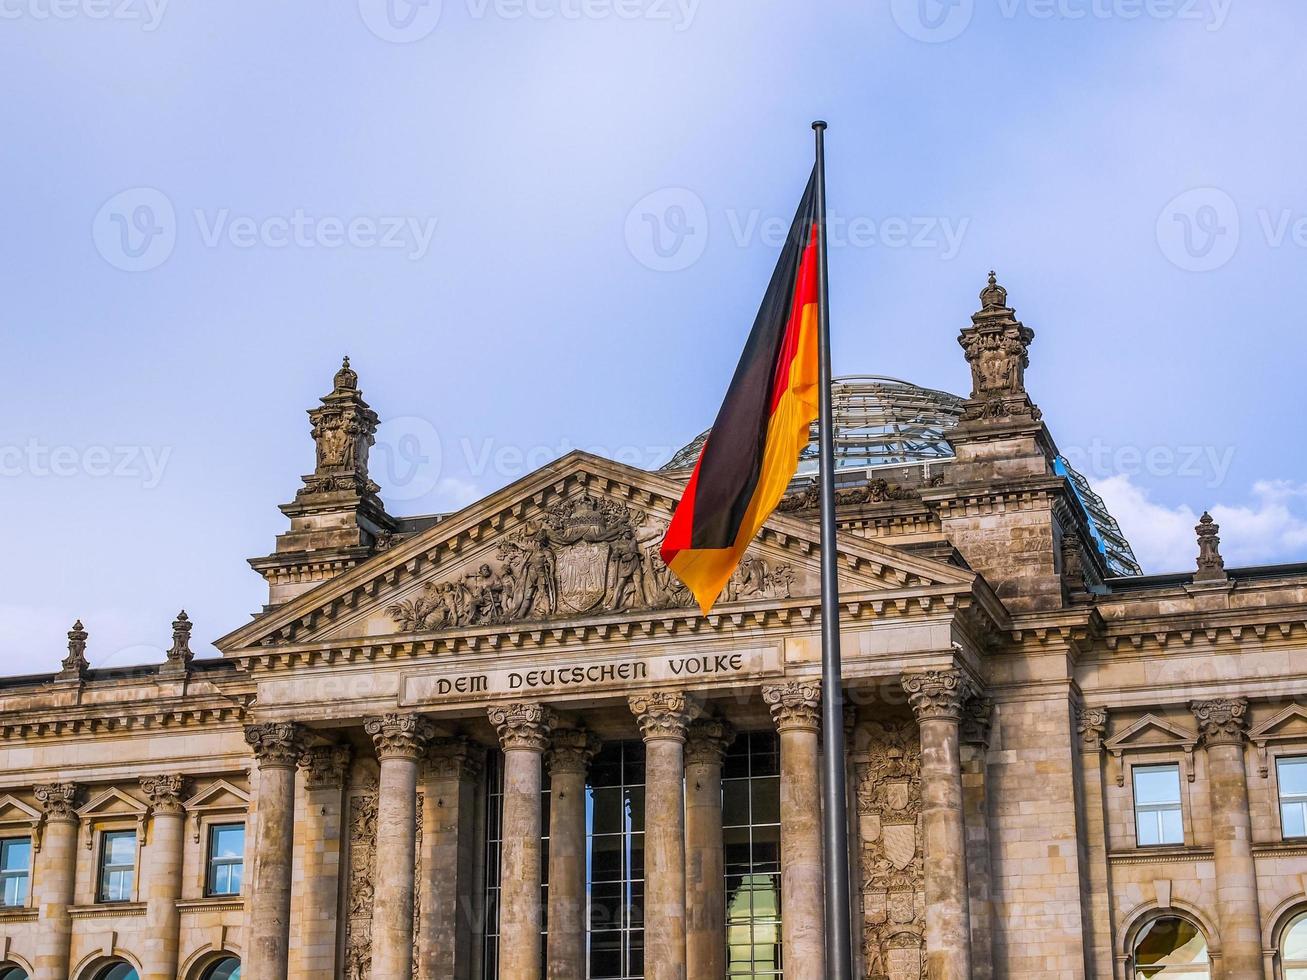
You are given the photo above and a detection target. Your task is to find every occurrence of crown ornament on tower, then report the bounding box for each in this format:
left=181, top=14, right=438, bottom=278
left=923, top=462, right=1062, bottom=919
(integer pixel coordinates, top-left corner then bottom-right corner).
left=162, top=609, right=194, bottom=675
left=58, top=619, right=89, bottom=680
left=1194, top=511, right=1228, bottom=583
left=299, top=356, right=381, bottom=499
left=957, top=272, right=1040, bottom=425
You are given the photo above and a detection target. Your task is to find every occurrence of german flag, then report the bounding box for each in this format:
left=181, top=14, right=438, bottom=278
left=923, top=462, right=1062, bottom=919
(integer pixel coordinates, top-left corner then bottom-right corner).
left=661, top=169, right=821, bottom=614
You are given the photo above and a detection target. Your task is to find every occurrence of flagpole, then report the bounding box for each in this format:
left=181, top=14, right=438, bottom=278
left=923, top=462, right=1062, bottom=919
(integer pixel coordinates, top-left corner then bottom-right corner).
left=812, top=119, right=854, bottom=980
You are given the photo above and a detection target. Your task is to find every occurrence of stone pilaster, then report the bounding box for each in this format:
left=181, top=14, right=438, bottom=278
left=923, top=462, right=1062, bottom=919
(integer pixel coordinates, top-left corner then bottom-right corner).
left=684, top=717, right=735, bottom=980
left=763, top=682, right=826, bottom=980
left=421, top=738, right=485, bottom=980
left=366, top=713, right=437, bottom=980
left=139, top=774, right=186, bottom=980
left=546, top=728, right=601, bottom=980
left=629, top=691, right=695, bottom=980
left=1075, top=707, right=1114, bottom=979
left=33, top=782, right=79, bottom=980
left=297, top=745, right=352, bottom=980
left=903, top=669, right=974, bottom=980
left=489, top=703, right=556, bottom=980
left=1192, top=698, right=1261, bottom=979
left=959, top=698, right=995, bottom=980
left=245, top=722, right=308, bottom=980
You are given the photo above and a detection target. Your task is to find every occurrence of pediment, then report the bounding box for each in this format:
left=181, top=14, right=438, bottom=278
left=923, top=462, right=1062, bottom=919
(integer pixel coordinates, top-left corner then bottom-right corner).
left=0, top=795, right=40, bottom=826
left=1103, top=714, right=1198, bottom=755
left=218, top=451, right=975, bottom=654
left=1250, top=704, right=1307, bottom=742
left=184, top=780, right=249, bottom=812
left=77, top=787, right=147, bottom=819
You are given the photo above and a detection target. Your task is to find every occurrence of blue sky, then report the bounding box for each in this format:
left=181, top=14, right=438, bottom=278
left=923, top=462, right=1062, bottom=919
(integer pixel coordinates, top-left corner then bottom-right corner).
left=3, top=0, right=1306, bottom=673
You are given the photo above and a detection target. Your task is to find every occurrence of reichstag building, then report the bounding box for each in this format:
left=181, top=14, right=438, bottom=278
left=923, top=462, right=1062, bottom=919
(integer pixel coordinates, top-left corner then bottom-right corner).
left=3, top=275, right=1306, bottom=980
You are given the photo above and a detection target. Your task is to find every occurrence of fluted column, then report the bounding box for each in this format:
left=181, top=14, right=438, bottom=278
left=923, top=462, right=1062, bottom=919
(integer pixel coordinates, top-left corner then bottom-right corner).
left=629, top=691, right=695, bottom=980
left=546, top=728, right=601, bottom=980
left=297, top=745, right=352, bottom=980
left=421, top=738, right=486, bottom=980
left=245, top=722, right=308, bottom=980
left=903, top=669, right=974, bottom=980
left=763, top=682, right=826, bottom=980
left=367, top=713, right=437, bottom=980
left=685, top=717, right=735, bottom=980
left=32, top=782, right=79, bottom=980
left=139, top=775, right=187, bottom=980
left=489, top=703, right=556, bottom=980
left=1192, top=698, right=1262, bottom=979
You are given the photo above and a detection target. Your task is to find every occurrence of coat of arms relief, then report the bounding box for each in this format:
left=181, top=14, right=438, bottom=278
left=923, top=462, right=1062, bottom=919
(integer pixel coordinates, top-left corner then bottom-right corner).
left=386, top=494, right=800, bottom=632
left=856, top=718, right=926, bottom=980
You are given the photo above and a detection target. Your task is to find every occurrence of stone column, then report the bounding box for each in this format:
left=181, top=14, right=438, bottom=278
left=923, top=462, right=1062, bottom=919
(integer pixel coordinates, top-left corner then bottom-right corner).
left=546, top=728, right=601, bottom=980
left=1192, top=698, right=1262, bottom=979
left=297, top=745, right=352, bottom=980
left=903, top=669, right=974, bottom=980
left=420, top=738, right=486, bottom=980
left=245, top=722, right=308, bottom=980
left=32, top=782, right=79, bottom=980
left=685, top=717, right=735, bottom=980
left=139, top=775, right=187, bottom=980
left=763, top=682, right=826, bottom=980
left=1075, top=707, right=1115, bottom=979
left=366, top=713, right=437, bottom=980
left=629, top=691, right=694, bottom=980
left=959, top=699, right=995, bottom=980
left=489, top=703, right=556, bottom=980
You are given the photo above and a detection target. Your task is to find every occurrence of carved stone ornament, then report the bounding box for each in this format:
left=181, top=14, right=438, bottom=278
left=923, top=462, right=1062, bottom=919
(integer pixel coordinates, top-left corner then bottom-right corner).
left=902, top=669, right=974, bottom=722
left=1061, top=531, right=1088, bottom=595
left=385, top=494, right=800, bottom=634
left=763, top=682, right=822, bottom=733
left=139, top=774, right=186, bottom=814
left=244, top=722, right=309, bottom=768
left=959, top=696, right=994, bottom=746
left=59, top=619, right=89, bottom=678
left=685, top=717, right=737, bottom=767
left=1192, top=698, right=1249, bottom=745
left=957, top=272, right=1041, bottom=425
left=300, top=356, right=382, bottom=499
left=546, top=729, right=603, bottom=776
left=629, top=690, right=696, bottom=742
left=427, top=737, right=486, bottom=781
left=779, top=477, right=920, bottom=514
left=1194, top=512, right=1228, bottom=583
left=364, top=713, right=437, bottom=761
left=34, top=782, right=80, bottom=822
left=300, top=745, right=353, bottom=789
left=488, top=703, right=557, bottom=752
left=1077, top=707, right=1109, bottom=751
left=165, top=610, right=194, bottom=668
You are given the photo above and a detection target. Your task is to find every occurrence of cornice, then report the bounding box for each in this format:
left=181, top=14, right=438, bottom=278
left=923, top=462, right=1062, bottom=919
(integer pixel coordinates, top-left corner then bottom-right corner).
left=176, top=897, right=245, bottom=914
left=1108, top=846, right=1213, bottom=867
left=1006, top=608, right=1106, bottom=648
left=0, top=701, right=251, bottom=743
left=1095, top=609, right=1307, bottom=656
left=69, top=902, right=147, bottom=919
left=919, top=476, right=1066, bottom=517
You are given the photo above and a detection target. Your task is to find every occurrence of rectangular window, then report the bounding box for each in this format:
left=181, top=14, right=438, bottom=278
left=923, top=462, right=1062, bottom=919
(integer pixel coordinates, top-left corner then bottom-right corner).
left=98, top=830, right=136, bottom=903
left=1279, top=757, right=1307, bottom=838
left=1134, top=763, right=1184, bottom=847
left=723, top=730, right=783, bottom=979
left=0, top=837, right=31, bottom=907
left=206, top=823, right=245, bottom=896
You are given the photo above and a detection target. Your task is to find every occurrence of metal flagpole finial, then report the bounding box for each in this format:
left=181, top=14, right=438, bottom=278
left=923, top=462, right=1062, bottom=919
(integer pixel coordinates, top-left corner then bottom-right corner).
left=812, top=119, right=828, bottom=131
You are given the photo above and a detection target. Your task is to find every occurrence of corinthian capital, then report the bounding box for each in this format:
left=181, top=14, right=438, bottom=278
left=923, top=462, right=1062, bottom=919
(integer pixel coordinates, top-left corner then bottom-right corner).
left=244, top=723, right=308, bottom=769
left=34, top=782, right=80, bottom=822
left=365, top=713, right=437, bottom=761
left=763, top=682, right=822, bottom=734
left=629, top=690, right=696, bottom=742
left=139, top=774, right=186, bottom=813
left=1077, top=707, right=1109, bottom=751
left=1192, top=698, right=1249, bottom=745
left=902, top=669, right=975, bottom=722
left=546, top=729, right=602, bottom=776
left=488, top=703, right=556, bottom=752
left=299, top=745, right=353, bottom=789
left=685, top=717, right=737, bottom=767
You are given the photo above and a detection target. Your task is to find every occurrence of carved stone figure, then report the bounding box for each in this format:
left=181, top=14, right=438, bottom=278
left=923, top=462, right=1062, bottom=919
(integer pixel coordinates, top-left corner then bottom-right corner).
left=956, top=273, right=1039, bottom=425
left=301, top=357, right=381, bottom=499
left=1194, top=511, right=1228, bottom=582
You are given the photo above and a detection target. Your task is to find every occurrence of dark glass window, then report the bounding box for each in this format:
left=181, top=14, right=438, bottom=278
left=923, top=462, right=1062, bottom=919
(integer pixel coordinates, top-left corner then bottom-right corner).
left=94, top=964, right=140, bottom=980
left=206, top=824, right=245, bottom=897
left=202, top=957, right=241, bottom=980
left=98, top=831, right=136, bottom=903
left=1133, top=916, right=1210, bottom=978
left=0, top=966, right=30, bottom=980
left=723, top=730, right=782, bottom=978
left=0, top=838, right=31, bottom=907
left=587, top=741, right=645, bottom=980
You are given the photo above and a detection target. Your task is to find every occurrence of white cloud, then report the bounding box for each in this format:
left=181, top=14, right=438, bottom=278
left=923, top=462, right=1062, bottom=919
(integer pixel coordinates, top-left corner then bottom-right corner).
left=1094, top=475, right=1307, bottom=574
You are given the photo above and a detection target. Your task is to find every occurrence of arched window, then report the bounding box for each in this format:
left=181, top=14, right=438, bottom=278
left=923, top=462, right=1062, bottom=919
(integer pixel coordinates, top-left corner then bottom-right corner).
left=1132, top=916, right=1211, bottom=978
left=94, top=964, right=139, bottom=980
left=0, top=966, right=29, bottom=980
left=1281, top=912, right=1307, bottom=979
left=201, top=959, right=240, bottom=980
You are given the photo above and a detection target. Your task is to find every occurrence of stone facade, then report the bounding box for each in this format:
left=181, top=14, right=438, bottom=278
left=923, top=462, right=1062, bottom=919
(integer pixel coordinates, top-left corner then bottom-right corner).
left=2, top=277, right=1307, bottom=980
